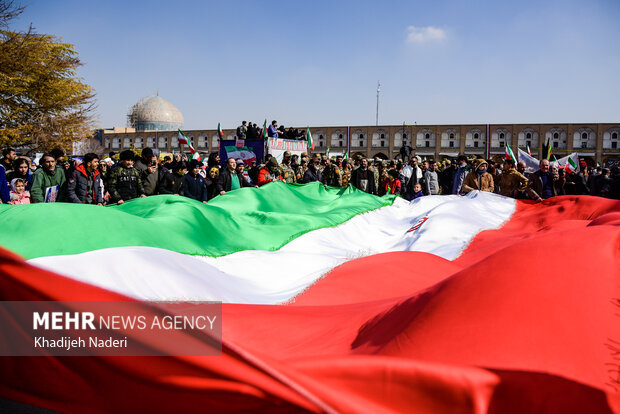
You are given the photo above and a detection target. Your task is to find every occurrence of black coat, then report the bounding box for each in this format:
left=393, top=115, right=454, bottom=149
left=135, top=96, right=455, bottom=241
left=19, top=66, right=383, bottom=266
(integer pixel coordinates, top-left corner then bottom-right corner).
left=183, top=173, right=208, bottom=202
left=67, top=164, right=103, bottom=204
left=350, top=167, right=376, bottom=194
left=302, top=166, right=325, bottom=184
left=216, top=169, right=252, bottom=193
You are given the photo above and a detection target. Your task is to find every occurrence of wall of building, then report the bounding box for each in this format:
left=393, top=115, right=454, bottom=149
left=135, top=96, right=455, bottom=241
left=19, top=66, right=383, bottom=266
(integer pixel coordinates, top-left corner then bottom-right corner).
left=96, top=123, right=620, bottom=166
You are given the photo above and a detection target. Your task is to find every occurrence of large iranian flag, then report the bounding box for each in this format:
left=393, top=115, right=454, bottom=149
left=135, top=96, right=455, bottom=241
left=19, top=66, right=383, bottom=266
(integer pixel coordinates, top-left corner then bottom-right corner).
left=0, top=185, right=619, bottom=413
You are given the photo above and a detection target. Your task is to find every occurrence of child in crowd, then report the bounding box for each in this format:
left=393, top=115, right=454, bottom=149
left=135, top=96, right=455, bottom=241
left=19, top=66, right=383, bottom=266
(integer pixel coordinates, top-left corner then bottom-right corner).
left=9, top=178, right=31, bottom=204
left=384, top=169, right=402, bottom=195
left=411, top=183, right=424, bottom=200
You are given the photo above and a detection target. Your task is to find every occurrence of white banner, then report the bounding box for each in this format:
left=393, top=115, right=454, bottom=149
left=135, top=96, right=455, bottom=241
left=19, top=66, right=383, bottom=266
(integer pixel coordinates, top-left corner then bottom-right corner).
left=267, top=138, right=306, bottom=163
left=517, top=148, right=580, bottom=173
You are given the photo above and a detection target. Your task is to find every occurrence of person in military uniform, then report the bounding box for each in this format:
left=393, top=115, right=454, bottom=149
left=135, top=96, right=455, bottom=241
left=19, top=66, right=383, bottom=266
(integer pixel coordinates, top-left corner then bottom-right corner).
left=278, top=151, right=296, bottom=183
left=377, top=161, right=389, bottom=196
left=319, top=155, right=327, bottom=173
left=335, top=155, right=343, bottom=168
left=296, top=157, right=308, bottom=182
left=322, top=157, right=343, bottom=187
left=372, top=159, right=381, bottom=195
left=107, top=150, right=146, bottom=204
left=341, top=159, right=352, bottom=188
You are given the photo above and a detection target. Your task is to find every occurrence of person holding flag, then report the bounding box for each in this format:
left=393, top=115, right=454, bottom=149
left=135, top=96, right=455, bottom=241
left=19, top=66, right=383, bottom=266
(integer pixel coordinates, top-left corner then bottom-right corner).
left=178, top=129, right=202, bottom=162
left=505, top=144, right=517, bottom=165
left=267, top=120, right=279, bottom=138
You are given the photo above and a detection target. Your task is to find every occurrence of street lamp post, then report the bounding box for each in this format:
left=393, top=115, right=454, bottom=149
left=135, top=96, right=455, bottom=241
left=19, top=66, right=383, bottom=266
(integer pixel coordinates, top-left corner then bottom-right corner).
left=376, top=81, right=381, bottom=126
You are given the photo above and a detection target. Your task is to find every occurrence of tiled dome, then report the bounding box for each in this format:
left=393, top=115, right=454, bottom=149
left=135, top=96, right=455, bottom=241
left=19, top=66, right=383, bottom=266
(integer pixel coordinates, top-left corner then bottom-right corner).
left=129, top=96, right=184, bottom=131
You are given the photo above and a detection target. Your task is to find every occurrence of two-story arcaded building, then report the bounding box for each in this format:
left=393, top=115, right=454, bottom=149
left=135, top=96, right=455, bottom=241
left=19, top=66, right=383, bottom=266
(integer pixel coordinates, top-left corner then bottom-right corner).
left=95, top=95, right=620, bottom=167
left=96, top=122, right=620, bottom=167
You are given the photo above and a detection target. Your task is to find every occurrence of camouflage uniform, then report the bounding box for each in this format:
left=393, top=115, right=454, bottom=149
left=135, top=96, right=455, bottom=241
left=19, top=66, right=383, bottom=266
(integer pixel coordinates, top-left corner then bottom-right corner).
left=107, top=165, right=145, bottom=202
left=323, top=163, right=343, bottom=187
left=371, top=165, right=380, bottom=195
left=278, top=151, right=296, bottom=183
left=342, top=169, right=352, bottom=188
left=296, top=164, right=307, bottom=182
left=279, top=163, right=296, bottom=183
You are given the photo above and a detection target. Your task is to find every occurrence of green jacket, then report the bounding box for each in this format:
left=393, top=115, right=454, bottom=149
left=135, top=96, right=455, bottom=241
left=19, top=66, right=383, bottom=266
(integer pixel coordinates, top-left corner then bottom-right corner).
left=31, top=167, right=67, bottom=203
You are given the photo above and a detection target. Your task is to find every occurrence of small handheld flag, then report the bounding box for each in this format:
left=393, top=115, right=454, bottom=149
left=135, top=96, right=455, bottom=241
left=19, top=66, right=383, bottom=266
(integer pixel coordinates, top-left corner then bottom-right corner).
left=178, top=129, right=196, bottom=153
left=307, top=127, right=314, bottom=150
left=505, top=144, right=517, bottom=163
left=217, top=123, right=224, bottom=139
left=261, top=120, right=268, bottom=140
left=526, top=143, right=531, bottom=156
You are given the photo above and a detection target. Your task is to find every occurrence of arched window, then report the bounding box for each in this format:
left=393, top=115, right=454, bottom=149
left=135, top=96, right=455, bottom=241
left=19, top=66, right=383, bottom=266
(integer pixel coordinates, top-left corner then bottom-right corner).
left=372, top=130, right=389, bottom=147
left=491, top=128, right=511, bottom=149
left=123, top=137, right=132, bottom=148
left=112, top=137, right=120, bottom=149
left=603, top=127, right=620, bottom=150
left=518, top=128, right=539, bottom=149
left=416, top=130, right=436, bottom=148
left=545, top=128, right=566, bottom=150
left=134, top=136, right=143, bottom=149
left=212, top=135, right=220, bottom=149
left=573, top=127, right=595, bottom=150
left=441, top=129, right=458, bottom=148
left=351, top=130, right=366, bottom=148
left=466, top=129, right=484, bottom=149
left=198, top=135, right=207, bottom=149
left=331, top=130, right=344, bottom=147
left=394, top=131, right=410, bottom=148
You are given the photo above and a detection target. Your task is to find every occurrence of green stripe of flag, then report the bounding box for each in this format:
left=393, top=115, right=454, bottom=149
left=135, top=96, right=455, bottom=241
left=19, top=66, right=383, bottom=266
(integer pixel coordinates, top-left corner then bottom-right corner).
left=0, top=183, right=395, bottom=260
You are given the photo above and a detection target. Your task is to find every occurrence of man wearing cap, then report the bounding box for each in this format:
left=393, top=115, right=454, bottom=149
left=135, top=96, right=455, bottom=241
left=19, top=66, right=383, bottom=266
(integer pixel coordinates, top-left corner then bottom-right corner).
left=183, top=159, right=209, bottom=203
left=107, top=150, right=146, bottom=204
left=462, top=159, right=494, bottom=193
left=216, top=157, right=254, bottom=195
left=322, top=157, right=341, bottom=187
left=296, top=157, right=309, bottom=182
left=258, top=157, right=283, bottom=186
left=302, top=155, right=325, bottom=184
left=279, top=151, right=296, bottom=183
left=235, top=159, right=252, bottom=185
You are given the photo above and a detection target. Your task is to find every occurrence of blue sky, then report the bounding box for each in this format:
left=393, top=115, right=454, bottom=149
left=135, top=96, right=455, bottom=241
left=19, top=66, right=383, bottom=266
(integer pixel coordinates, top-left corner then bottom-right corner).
left=12, top=0, right=620, bottom=129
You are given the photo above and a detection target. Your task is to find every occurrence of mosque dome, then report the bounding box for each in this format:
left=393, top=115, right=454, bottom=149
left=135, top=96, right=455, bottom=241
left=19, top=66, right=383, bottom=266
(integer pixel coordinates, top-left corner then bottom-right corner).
left=128, top=95, right=184, bottom=131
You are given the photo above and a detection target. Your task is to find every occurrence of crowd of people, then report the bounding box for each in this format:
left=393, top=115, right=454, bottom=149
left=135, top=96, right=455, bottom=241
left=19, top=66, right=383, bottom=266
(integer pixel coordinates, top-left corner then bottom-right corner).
left=1, top=145, right=619, bottom=206
left=235, top=120, right=306, bottom=141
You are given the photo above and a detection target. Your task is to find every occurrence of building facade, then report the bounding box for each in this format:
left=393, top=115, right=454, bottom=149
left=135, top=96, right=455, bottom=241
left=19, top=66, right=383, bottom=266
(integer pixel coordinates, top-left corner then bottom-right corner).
left=96, top=123, right=620, bottom=167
